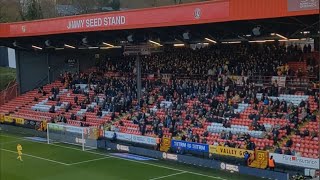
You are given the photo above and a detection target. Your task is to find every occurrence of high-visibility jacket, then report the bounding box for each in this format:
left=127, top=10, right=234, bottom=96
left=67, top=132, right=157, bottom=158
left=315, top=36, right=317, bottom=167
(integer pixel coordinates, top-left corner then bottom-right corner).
left=268, top=158, right=275, bottom=167
left=156, top=138, right=161, bottom=144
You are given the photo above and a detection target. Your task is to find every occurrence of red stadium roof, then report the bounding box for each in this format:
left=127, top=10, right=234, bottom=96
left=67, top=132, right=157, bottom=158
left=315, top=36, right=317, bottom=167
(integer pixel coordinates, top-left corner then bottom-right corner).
left=0, top=0, right=318, bottom=38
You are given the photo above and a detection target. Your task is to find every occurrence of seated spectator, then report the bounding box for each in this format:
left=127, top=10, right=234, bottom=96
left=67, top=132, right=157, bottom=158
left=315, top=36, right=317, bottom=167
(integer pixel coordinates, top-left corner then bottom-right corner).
left=310, top=130, right=317, bottom=140
left=50, top=87, right=55, bottom=94
left=285, top=138, right=293, bottom=147
left=284, top=148, right=292, bottom=155
left=80, top=103, right=86, bottom=109
left=65, top=103, right=72, bottom=112
left=299, top=100, right=306, bottom=108
left=274, top=146, right=282, bottom=154
left=70, top=113, right=76, bottom=120
left=263, top=98, right=269, bottom=105
left=48, top=94, right=56, bottom=101
left=42, top=91, right=47, bottom=96
left=87, top=106, right=94, bottom=113
left=74, top=96, right=78, bottom=104
left=80, top=115, right=86, bottom=121
left=226, top=131, right=233, bottom=140
left=247, top=141, right=256, bottom=150
left=224, top=141, right=230, bottom=147
left=49, top=105, right=55, bottom=113
left=56, top=101, right=62, bottom=106
left=303, top=129, right=310, bottom=137
left=96, top=108, right=103, bottom=117
left=220, top=130, right=226, bottom=139
left=310, top=114, right=317, bottom=122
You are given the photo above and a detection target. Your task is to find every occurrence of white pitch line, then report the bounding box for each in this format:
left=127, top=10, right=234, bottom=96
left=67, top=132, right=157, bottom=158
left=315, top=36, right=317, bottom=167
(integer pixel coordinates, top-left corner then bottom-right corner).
left=67, top=157, right=110, bottom=166
left=0, top=134, right=226, bottom=180
left=148, top=171, right=187, bottom=180
left=0, top=148, right=69, bottom=166
left=50, top=143, right=226, bottom=180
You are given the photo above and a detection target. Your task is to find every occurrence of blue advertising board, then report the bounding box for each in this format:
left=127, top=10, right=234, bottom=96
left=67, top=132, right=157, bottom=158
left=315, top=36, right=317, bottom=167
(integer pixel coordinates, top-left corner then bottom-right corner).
left=171, top=140, right=209, bottom=153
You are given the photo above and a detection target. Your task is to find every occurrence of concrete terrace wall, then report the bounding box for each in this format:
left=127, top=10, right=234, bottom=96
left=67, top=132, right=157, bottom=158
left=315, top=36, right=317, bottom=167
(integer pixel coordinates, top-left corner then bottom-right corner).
left=0, top=47, right=9, bottom=67
left=16, top=49, right=122, bottom=93
left=16, top=51, right=49, bottom=93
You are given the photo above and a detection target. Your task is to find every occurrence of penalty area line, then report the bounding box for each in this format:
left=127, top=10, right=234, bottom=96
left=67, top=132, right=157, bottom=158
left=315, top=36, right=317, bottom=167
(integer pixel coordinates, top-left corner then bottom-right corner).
left=67, top=157, right=111, bottom=166
left=148, top=171, right=187, bottom=180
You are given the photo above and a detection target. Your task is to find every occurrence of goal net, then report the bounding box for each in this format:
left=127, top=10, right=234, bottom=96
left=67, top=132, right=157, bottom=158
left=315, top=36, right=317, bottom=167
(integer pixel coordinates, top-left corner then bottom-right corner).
left=47, top=123, right=99, bottom=151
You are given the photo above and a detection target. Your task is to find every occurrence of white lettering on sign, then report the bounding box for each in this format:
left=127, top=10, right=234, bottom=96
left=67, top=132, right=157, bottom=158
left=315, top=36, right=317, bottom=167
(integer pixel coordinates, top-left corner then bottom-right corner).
left=116, top=144, right=129, bottom=152
left=162, top=153, right=178, bottom=161
left=225, top=164, right=239, bottom=172
left=67, top=16, right=126, bottom=30
left=86, top=18, right=102, bottom=27
left=67, top=20, right=85, bottom=29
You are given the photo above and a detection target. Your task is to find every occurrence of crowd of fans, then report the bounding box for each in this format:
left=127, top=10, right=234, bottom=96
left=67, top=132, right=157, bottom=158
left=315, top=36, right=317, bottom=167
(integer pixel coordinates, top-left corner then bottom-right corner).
left=36, top=43, right=318, bottom=159
left=99, top=43, right=318, bottom=79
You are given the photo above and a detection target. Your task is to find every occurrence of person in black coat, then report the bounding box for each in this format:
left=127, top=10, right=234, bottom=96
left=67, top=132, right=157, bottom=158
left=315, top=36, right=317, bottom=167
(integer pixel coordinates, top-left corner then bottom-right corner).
left=74, top=96, right=78, bottom=104
left=285, top=139, right=293, bottom=147
left=49, top=105, right=55, bottom=113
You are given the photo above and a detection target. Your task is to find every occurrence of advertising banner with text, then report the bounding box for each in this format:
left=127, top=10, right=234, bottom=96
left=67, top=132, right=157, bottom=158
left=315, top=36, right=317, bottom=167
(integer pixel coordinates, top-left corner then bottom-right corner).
left=171, top=140, right=209, bottom=153
left=104, top=131, right=157, bottom=145
left=214, top=146, right=254, bottom=158
left=3, top=1, right=229, bottom=37
left=288, top=0, right=319, bottom=11
left=270, top=153, right=319, bottom=169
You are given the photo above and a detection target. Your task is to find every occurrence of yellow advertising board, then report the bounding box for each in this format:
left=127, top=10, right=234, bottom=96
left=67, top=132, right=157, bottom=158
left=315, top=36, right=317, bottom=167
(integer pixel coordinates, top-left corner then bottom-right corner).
left=209, top=145, right=217, bottom=154
left=4, top=116, right=13, bottom=123
left=160, top=137, right=171, bottom=152
left=249, top=150, right=269, bottom=169
left=15, top=118, right=25, bottom=125
left=213, top=146, right=254, bottom=158
left=0, top=114, right=4, bottom=123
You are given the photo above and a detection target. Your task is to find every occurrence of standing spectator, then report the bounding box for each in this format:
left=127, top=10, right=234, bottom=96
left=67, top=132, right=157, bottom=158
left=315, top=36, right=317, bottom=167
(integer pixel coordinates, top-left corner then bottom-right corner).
left=268, top=156, right=275, bottom=171
left=244, top=151, right=251, bottom=166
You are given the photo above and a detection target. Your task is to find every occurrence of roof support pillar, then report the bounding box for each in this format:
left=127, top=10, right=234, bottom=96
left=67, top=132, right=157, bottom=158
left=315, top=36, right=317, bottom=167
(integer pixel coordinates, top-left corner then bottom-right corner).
left=136, top=55, right=142, bottom=105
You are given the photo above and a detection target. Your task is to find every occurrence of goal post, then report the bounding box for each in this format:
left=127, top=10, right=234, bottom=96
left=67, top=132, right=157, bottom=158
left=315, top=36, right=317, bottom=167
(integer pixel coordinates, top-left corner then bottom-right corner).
left=47, top=123, right=99, bottom=151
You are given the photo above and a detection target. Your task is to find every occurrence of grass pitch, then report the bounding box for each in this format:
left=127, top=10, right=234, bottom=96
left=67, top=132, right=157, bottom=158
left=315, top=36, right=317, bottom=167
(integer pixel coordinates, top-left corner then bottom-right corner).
left=0, top=132, right=263, bottom=180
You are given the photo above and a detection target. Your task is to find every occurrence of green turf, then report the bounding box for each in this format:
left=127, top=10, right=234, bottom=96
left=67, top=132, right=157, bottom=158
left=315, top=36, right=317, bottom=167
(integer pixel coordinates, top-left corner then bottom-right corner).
left=0, top=67, right=16, bottom=91
left=0, top=132, right=264, bottom=180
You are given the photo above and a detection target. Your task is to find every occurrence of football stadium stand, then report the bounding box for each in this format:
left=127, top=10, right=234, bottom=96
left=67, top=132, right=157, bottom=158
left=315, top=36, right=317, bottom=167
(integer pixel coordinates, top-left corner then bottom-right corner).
left=0, top=0, right=319, bottom=179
